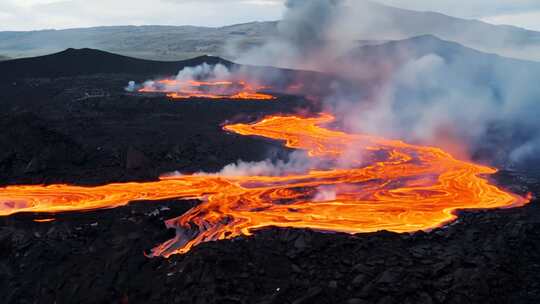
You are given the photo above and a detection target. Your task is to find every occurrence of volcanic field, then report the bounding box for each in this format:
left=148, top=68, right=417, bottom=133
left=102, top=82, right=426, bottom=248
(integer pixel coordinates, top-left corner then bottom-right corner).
left=0, top=49, right=539, bottom=304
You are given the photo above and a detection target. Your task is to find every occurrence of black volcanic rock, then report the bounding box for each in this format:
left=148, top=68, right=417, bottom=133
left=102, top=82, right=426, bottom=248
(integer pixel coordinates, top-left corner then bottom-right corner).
left=0, top=112, right=86, bottom=179
left=126, top=146, right=151, bottom=170
left=0, top=48, right=539, bottom=304
left=0, top=48, right=334, bottom=99
left=0, top=48, right=328, bottom=185
left=0, top=48, right=233, bottom=80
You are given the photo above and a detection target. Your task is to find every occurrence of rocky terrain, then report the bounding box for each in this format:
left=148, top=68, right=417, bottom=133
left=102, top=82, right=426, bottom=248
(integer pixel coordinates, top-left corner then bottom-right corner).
left=2, top=174, right=538, bottom=304
left=0, top=49, right=539, bottom=304
left=0, top=48, right=325, bottom=186
left=0, top=22, right=276, bottom=61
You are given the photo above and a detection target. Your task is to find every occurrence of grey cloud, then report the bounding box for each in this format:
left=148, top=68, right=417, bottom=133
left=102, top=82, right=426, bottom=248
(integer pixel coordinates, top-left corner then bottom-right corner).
left=228, top=1, right=540, bottom=170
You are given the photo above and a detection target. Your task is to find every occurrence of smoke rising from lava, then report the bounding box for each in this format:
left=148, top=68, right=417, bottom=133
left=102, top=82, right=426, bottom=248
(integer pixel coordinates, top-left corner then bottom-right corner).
left=128, top=63, right=276, bottom=100
left=127, top=63, right=231, bottom=93
left=227, top=0, right=540, bottom=170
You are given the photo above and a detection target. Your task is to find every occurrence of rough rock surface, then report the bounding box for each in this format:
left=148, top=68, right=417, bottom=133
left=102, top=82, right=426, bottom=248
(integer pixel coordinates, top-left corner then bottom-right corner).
left=1, top=51, right=539, bottom=303
left=0, top=74, right=314, bottom=186
left=1, top=195, right=539, bottom=304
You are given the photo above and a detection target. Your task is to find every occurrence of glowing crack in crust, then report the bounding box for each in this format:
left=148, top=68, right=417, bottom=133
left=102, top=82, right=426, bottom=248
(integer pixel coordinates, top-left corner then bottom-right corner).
left=0, top=114, right=529, bottom=257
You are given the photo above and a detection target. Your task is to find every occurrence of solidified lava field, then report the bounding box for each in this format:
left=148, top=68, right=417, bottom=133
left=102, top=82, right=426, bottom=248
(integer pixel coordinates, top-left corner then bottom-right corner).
left=1, top=49, right=540, bottom=304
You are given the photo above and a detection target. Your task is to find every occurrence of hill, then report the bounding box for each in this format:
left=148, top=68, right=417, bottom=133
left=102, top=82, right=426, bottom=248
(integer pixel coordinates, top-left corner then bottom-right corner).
left=341, top=1, right=540, bottom=61
left=343, top=34, right=540, bottom=71
left=0, top=48, right=232, bottom=80
left=0, top=48, right=333, bottom=98
left=1, top=39, right=539, bottom=169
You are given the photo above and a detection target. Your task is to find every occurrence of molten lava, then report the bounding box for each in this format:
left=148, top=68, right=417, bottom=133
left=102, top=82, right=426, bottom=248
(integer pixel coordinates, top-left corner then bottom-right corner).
left=139, top=79, right=275, bottom=100
left=0, top=114, right=529, bottom=257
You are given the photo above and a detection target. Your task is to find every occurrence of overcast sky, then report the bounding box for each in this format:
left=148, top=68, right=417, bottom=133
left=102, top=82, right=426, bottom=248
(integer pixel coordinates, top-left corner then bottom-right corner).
left=1, top=0, right=540, bottom=31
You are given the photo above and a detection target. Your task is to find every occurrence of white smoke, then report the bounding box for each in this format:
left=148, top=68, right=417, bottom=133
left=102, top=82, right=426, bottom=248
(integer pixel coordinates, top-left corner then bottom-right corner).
left=313, top=186, right=337, bottom=202
left=197, top=151, right=313, bottom=177
left=226, top=0, right=540, bottom=169
left=125, top=80, right=136, bottom=92
left=126, top=63, right=234, bottom=93
left=175, top=63, right=231, bottom=82
left=510, top=137, right=540, bottom=165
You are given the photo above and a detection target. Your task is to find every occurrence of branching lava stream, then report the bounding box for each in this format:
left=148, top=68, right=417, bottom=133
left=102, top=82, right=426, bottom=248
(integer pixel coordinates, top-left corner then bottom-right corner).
left=0, top=114, right=529, bottom=257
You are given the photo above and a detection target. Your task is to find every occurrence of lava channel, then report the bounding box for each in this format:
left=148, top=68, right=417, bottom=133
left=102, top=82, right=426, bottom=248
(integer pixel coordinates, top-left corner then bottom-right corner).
left=0, top=114, right=530, bottom=257
left=138, top=79, right=276, bottom=100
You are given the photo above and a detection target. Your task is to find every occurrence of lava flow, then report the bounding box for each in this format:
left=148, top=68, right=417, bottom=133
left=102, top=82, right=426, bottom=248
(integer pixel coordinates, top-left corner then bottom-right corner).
left=0, top=114, right=529, bottom=257
left=139, top=79, right=276, bottom=100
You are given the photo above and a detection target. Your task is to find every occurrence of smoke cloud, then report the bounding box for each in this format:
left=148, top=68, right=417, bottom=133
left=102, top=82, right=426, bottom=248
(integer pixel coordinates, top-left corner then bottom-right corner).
left=200, top=151, right=312, bottom=177
left=224, top=0, right=540, bottom=171
left=125, top=62, right=281, bottom=101
left=176, top=63, right=231, bottom=81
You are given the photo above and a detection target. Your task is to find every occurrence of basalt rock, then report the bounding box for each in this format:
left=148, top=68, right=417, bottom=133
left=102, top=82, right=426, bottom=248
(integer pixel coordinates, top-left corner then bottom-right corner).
left=1, top=199, right=539, bottom=303
left=0, top=59, right=539, bottom=303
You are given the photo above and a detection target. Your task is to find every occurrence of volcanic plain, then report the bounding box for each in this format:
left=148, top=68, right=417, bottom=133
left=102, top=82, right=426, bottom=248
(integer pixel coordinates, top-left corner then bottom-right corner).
left=0, top=49, right=539, bottom=304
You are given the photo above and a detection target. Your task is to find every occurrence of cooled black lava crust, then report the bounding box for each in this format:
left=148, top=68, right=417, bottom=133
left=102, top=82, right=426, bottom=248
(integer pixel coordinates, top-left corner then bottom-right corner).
left=1, top=49, right=539, bottom=304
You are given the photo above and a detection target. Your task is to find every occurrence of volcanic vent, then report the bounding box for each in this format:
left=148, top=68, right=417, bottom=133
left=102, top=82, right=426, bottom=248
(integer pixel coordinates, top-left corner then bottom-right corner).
left=129, top=63, right=276, bottom=100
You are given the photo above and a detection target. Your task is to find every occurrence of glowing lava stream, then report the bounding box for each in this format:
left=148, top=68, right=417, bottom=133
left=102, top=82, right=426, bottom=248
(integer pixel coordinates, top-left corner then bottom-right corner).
left=0, top=114, right=530, bottom=257
left=139, top=79, right=276, bottom=100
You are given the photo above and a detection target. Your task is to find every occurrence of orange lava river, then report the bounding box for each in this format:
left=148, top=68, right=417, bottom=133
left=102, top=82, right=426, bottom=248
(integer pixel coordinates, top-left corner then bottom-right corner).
left=0, top=114, right=529, bottom=257
left=139, top=79, right=276, bottom=100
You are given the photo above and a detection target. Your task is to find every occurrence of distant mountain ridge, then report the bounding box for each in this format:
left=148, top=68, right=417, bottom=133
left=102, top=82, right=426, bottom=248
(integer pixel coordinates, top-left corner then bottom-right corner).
left=346, top=1, right=540, bottom=61
left=1, top=1, right=540, bottom=62
left=0, top=48, right=232, bottom=80
left=340, top=34, right=540, bottom=168
left=0, top=22, right=277, bottom=61
left=340, top=34, right=540, bottom=93
left=1, top=35, right=540, bottom=167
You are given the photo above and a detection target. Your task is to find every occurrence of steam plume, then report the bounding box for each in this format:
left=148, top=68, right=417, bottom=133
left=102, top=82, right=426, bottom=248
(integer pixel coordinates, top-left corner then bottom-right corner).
left=226, top=0, right=540, bottom=170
